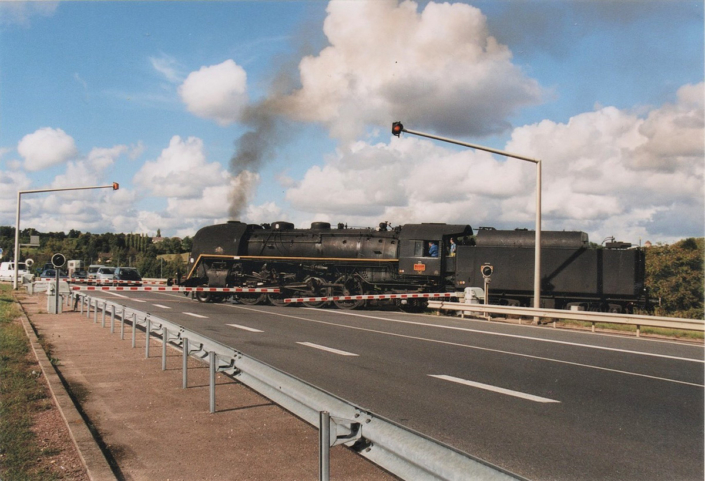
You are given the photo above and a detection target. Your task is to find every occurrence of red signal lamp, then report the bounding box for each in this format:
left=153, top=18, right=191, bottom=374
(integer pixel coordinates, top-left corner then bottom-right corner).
left=392, top=121, right=404, bottom=137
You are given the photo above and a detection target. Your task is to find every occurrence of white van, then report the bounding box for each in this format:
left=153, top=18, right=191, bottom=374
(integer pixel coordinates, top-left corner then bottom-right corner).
left=0, top=262, right=29, bottom=282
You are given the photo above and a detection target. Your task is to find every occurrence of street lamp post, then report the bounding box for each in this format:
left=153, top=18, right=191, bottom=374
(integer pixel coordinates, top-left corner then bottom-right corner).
left=392, top=122, right=542, bottom=314
left=13, top=183, right=119, bottom=289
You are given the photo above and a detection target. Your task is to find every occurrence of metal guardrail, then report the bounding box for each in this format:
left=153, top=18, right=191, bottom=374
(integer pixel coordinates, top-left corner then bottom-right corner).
left=68, top=292, right=522, bottom=481
left=427, top=301, right=705, bottom=336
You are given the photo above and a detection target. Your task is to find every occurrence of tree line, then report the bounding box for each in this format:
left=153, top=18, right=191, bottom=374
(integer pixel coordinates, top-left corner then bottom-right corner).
left=0, top=227, right=191, bottom=280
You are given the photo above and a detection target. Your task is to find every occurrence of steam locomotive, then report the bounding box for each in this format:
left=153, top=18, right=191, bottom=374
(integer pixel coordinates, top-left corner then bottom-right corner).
left=183, top=220, right=647, bottom=312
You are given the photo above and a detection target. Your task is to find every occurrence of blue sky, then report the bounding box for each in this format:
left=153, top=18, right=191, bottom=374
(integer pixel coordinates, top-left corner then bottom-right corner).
left=0, top=0, right=702, bottom=246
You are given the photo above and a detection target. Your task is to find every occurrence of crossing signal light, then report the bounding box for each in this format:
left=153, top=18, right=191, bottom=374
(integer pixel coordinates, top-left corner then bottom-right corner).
left=392, top=122, right=404, bottom=137
left=481, top=264, right=493, bottom=278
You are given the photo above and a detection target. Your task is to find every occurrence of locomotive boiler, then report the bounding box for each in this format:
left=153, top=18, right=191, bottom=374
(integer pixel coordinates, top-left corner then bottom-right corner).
left=184, top=220, right=647, bottom=312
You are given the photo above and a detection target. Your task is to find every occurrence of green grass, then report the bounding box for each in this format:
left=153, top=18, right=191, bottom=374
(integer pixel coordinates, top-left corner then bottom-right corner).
left=554, top=318, right=704, bottom=341
left=0, top=284, right=60, bottom=481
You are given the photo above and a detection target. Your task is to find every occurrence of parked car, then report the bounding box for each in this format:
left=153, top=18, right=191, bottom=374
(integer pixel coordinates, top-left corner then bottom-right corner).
left=87, top=264, right=102, bottom=281
left=0, top=262, right=29, bottom=282
left=40, top=269, right=68, bottom=279
left=72, top=270, right=88, bottom=280
left=114, top=267, right=142, bottom=286
left=94, top=267, right=116, bottom=283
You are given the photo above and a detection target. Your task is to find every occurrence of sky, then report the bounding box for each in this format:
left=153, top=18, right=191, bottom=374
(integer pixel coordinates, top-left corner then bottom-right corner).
left=0, top=0, right=702, bottom=247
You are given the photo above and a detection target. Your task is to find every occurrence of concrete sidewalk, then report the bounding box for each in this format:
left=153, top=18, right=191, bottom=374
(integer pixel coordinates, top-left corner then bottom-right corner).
left=17, top=291, right=396, bottom=481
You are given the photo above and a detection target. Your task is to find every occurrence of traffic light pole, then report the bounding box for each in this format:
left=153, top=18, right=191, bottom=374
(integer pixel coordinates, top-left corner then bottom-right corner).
left=13, top=183, right=119, bottom=289
left=392, top=123, right=542, bottom=317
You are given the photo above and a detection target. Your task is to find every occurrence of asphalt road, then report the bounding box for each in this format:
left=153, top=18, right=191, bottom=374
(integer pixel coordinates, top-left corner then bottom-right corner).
left=89, top=290, right=704, bottom=480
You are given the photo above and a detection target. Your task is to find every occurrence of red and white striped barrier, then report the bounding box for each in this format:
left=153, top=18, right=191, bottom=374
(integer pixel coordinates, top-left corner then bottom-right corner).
left=283, top=292, right=456, bottom=304
left=70, top=286, right=279, bottom=293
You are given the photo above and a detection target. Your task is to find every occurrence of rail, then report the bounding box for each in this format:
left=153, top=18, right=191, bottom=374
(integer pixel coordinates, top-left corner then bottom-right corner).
left=427, top=301, right=705, bottom=336
left=67, top=291, right=521, bottom=481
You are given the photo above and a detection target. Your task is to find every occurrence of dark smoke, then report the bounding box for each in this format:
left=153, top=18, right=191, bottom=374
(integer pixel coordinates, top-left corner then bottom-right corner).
left=228, top=104, right=281, bottom=219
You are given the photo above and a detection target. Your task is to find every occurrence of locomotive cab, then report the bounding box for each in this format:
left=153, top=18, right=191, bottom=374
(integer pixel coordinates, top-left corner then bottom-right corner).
left=397, top=224, right=473, bottom=280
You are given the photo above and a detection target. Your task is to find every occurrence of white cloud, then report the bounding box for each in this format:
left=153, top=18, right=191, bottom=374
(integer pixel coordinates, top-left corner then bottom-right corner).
left=133, top=136, right=228, bottom=198
left=150, top=54, right=183, bottom=83
left=17, top=128, right=78, bottom=171
left=0, top=2, right=58, bottom=27
left=282, top=0, right=542, bottom=141
left=178, top=60, right=249, bottom=125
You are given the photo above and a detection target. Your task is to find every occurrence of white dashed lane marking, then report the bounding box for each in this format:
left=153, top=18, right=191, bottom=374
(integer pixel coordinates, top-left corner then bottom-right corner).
left=429, top=375, right=560, bottom=403
left=297, top=342, right=359, bottom=357
left=226, top=324, right=263, bottom=332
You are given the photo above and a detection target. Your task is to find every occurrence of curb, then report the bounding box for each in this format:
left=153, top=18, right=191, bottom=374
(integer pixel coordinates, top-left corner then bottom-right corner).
left=15, top=295, right=117, bottom=481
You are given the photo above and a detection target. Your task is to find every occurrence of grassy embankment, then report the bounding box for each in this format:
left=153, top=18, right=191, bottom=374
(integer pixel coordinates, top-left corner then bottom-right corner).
left=553, top=318, right=703, bottom=341
left=0, top=284, right=61, bottom=481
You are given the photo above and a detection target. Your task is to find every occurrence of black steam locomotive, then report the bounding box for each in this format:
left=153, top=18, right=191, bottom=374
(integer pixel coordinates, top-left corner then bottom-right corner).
left=184, top=220, right=647, bottom=312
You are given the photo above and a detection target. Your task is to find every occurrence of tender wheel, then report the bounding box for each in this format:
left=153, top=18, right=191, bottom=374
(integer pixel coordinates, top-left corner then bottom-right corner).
left=236, top=293, right=267, bottom=305
left=333, top=276, right=365, bottom=310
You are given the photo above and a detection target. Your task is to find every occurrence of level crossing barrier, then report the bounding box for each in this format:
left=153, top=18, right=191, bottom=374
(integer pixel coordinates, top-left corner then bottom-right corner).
left=66, top=290, right=521, bottom=481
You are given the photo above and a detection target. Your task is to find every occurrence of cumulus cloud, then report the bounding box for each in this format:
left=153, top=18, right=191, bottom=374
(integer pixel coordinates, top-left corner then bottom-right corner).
left=17, top=128, right=78, bottom=171
left=286, top=136, right=529, bottom=225
left=178, top=60, right=249, bottom=125
left=133, top=136, right=229, bottom=198
left=281, top=0, right=542, bottom=141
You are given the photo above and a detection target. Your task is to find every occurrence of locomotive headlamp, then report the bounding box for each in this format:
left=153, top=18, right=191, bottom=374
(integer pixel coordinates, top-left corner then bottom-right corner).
left=481, top=264, right=493, bottom=278
left=392, top=121, right=404, bottom=137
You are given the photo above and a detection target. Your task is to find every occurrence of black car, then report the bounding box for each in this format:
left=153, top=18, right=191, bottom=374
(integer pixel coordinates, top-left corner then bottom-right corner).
left=113, top=267, right=142, bottom=286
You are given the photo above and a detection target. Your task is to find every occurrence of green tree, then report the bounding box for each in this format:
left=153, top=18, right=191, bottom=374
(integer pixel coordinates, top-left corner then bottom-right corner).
left=645, top=238, right=704, bottom=319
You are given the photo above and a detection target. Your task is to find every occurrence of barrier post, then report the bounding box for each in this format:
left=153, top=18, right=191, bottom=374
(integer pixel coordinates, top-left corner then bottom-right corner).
left=79, top=294, right=84, bottom=315
left=319, top=411, right=331, bottom=481
left=86, top=297, right=91, bottom=318
left=145, top=317, right=151, bottom=358
left=162, top=327, right=168, bottom=371
left=131, top=313, right=137, bottom=348
left=182, top=338, right=189, bottom=388
left=120, top=308, right=125, bottom=340
left=101, top=302, right=106, bottom=328
left=93, top=300, right=98, bottom=323
left=209, top=351, right=216, bottom=413
left=110, top=305, right=115, bottom=333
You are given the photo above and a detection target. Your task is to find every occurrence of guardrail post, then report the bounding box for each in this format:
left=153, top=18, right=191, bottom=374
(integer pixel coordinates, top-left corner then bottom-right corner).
left=131, top=313, right=137, bottom=348
left=209, top=351, right=216, bottom=413
left=93, top=300, right=98, bottom=323
left=162, top=327, right=168, bottom=371
left=182, top=338, right=189, bottom=389
left=592, top=322, right=595, bottom=333
left=319, top=411, right=331, bottom=481
left=145, top=317, right=151, bottom=358
left=636, top=325, right=641, bottom=338
left=101, top=302, right=106, bottom=328
left=86, top=297, right=91, bottom=318
left=110, top=305, right=115, bottom=333
left=120, top=307, right=125, bottom=340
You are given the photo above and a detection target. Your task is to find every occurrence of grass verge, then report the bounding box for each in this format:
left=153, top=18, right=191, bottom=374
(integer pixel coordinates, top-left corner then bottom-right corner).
left=553, top=318, right=704, bottom=341
left=0, top=284, right=60, bottom=481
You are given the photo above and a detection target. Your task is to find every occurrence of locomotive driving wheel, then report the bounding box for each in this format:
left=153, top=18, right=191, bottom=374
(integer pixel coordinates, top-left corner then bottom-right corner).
left=333, top=275, right=365, bottom=310
left=236, top=293, right=267, bottom=305
left=267, top=292, right=292, bottom=307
